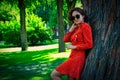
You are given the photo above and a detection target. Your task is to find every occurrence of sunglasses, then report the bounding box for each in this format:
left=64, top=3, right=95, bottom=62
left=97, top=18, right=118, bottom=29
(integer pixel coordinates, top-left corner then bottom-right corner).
left=71, top=14, right=80, bottom=21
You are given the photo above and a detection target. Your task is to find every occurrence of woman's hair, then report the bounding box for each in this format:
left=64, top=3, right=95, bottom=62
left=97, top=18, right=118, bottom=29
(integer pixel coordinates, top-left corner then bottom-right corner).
left=68, top=7, right=88, bottom=22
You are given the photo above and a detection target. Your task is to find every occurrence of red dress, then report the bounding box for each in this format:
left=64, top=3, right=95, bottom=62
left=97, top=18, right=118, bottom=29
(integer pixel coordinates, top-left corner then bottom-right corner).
left=56, top=22, right=93, bottom=78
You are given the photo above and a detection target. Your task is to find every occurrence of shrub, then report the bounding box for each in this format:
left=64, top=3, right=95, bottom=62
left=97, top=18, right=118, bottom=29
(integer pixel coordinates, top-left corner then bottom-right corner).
left=0, top=20, right=20, bottom=46
left=27, top=14, right=53, bottom=45
left=0, top=14, right=53, bottom=46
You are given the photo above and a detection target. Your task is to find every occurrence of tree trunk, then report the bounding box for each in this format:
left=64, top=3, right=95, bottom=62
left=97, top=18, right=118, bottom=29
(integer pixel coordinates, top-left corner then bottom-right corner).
left=56, top=0, right=66, bottom=52
left=18, top=0, right=28, bottom=51
left=80, top=0, right=120, bottom=80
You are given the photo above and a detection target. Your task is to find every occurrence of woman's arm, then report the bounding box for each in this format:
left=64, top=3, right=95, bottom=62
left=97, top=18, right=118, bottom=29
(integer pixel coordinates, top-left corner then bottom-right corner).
left=63, top=24, right=77, bottom=42
left=66, top=24, right=93, bottom=50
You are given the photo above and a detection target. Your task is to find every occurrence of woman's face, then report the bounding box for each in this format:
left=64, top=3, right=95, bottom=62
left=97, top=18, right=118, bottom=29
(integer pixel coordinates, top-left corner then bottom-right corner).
left=72, top=11, right=84, bottom=24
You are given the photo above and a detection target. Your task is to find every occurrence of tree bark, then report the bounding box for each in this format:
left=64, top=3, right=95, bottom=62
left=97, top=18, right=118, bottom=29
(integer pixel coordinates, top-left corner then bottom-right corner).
left=57, top=0, right=65, bottom=52
left=80, top=0, right=120, bottom=80
left=18, top=0, right=28, bottom=51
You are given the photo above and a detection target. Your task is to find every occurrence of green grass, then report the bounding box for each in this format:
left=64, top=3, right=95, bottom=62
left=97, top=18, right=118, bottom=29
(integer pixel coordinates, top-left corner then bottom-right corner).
left=0, top=48, right=70, bottom=80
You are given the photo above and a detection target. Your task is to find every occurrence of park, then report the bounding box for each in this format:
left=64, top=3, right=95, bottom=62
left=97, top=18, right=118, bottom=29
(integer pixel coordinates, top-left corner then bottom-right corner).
left=0, top=0, right=120, bottom=80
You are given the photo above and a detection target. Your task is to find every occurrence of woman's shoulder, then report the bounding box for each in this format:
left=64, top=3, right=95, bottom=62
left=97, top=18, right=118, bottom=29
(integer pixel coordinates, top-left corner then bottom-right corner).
left=77, top=22, right=91, bottom=31
left=83, top=22, right=90, bottom=27
left=81, top=22, right=92, bottom=30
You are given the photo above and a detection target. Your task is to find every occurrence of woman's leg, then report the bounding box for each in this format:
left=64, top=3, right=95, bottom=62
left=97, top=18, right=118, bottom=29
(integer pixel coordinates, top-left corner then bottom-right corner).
left=51, top=70, right=62, bottom=80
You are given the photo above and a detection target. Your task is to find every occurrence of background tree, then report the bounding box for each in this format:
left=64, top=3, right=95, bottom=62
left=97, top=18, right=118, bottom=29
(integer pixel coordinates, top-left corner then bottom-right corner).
left=56, top=0, right=65, bottom=52
left=18, top=0, right=39, bottom=51
left=81, top=0, right=120, bottom=80
left=0, top=0, right=41, bottom=51
left=34, top=0, right=58, bottom=39
left=18, top=0, right=28, bottom=51
left=0, top=0, right=80, bottom=52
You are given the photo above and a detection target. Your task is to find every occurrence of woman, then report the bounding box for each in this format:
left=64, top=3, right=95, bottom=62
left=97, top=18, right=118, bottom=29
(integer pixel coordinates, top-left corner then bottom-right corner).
left=51, top=7, right=93, bottom=80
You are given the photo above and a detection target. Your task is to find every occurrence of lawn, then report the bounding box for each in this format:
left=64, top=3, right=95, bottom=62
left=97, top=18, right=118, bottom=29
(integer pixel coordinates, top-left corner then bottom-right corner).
left=0, top=48, right=70, bottom=80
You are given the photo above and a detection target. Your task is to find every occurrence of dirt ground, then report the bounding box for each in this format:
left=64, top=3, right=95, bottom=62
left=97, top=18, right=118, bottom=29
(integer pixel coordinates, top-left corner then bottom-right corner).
left=0, top=44, right=58, bottom=52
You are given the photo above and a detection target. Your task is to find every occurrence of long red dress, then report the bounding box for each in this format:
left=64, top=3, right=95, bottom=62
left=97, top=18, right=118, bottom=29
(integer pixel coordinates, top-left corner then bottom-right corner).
left=56, top=22, right=93, bottom=78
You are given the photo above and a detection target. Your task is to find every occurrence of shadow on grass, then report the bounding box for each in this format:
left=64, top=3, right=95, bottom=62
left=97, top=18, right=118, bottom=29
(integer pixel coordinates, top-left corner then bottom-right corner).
left=0, top=48, right=69, bottom=80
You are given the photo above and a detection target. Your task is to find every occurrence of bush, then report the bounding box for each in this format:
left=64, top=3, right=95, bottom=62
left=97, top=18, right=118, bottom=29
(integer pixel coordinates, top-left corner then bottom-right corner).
left=0, top=20, right=21, bottom=46
left=26, top=13, right=53, bottom=45
left=0, top=14, right=53, bottom=46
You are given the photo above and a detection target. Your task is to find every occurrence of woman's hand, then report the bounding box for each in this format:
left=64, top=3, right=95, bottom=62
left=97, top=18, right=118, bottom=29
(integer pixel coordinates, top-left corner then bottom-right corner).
left=66, top=44, right=76, bottom=49
left=69, top=23, right=77, bottom=32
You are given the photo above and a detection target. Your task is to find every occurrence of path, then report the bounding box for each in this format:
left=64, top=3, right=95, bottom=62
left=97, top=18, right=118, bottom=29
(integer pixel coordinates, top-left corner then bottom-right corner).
left=0, top=44, right=58, bottom=52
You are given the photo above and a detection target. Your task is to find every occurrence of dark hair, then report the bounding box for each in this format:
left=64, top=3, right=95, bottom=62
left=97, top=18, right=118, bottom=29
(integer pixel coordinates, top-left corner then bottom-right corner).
left=68, top=7, right=88, bottom=23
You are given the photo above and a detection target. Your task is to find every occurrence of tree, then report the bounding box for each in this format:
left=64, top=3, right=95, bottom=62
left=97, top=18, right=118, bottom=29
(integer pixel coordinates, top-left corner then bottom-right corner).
left=0, top=0, right=41, bottom=51
left=18, top=0, right=28, bottom=51
left=0, top=0, right=27, bottom=50
left=56, top=0, right=65, bottom=52
left=81, top=0, right=120, bottom=80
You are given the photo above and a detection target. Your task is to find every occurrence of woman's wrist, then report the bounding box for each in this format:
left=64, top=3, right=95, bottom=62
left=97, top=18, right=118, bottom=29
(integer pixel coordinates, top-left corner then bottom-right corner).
left=69, top=24, right=76, bottom=32
left=66, top=44, right=76, bottom=49
left=69, top=28, right=74, bottom=32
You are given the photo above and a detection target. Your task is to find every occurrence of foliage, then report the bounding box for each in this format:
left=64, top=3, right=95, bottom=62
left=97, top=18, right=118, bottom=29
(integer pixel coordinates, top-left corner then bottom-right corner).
left=0, top=0, right=81, bottom=47
left=0, top=1, right=19, bottom=22
left=34, top=0, right=69, bottom=28
left=26, top=13, right=53, bottom=45
left=0, top=20, right=21, bottom=46
left=0, top=13, right=53, bottom=46
left=34, top=0, right=58, bottom=28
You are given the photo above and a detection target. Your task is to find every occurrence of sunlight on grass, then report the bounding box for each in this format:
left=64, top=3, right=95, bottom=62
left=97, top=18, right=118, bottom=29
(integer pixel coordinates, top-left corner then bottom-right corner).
left=32, top=55, right=49, bottom=61
left=30, top=76, right=43, bottom=80
left=0, top=48, right=70, bottom=80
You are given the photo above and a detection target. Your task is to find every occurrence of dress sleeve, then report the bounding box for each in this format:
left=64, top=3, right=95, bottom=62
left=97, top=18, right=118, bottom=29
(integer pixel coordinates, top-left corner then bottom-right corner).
left=75, top=24, right=93, bottom=50
left=63, top=31, right=73, bottom=42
